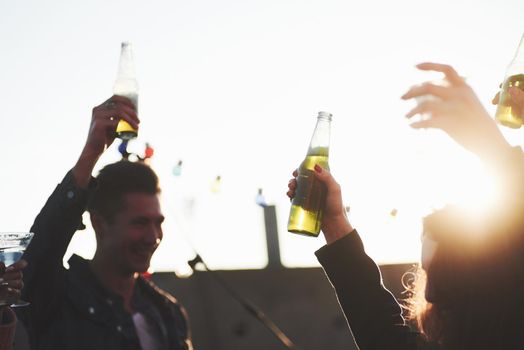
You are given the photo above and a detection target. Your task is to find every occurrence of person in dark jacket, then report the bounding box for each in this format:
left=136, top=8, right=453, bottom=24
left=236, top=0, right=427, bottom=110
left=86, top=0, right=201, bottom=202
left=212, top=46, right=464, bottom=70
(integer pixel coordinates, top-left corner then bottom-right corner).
left=287, top=63, right=524, bottom=349
left=21, top=95, right=192, bottom=350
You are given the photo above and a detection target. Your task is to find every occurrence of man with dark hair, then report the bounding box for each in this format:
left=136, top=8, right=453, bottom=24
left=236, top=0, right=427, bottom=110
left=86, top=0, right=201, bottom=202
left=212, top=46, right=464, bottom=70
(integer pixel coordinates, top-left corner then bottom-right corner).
left=21, top=96, right=192, bottom=349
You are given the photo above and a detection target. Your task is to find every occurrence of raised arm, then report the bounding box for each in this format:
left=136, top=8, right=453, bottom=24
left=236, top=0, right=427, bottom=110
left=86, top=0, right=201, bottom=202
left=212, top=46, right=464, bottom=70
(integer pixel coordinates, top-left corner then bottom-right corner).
left=73, top=95, right=139, bottom=188
left=287, top=167, right=421, bottom=349
left=401, top=62, right=512, bottom=164
left=22, top=96, right=138, bottom=315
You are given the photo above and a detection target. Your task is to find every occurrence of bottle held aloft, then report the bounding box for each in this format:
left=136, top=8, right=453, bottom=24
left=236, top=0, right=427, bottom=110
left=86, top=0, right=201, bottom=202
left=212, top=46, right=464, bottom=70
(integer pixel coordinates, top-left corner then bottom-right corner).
left=288, top=111, right=332, bottom=237
left=113, top=42, right=139, bottom=140
left=496, top=33, right=524, bottom=129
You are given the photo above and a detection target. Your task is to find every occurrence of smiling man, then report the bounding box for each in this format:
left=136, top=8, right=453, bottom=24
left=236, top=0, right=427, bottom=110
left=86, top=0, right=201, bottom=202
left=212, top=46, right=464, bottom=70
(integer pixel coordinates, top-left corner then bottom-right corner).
left=21, top=96, right=192, bottom=350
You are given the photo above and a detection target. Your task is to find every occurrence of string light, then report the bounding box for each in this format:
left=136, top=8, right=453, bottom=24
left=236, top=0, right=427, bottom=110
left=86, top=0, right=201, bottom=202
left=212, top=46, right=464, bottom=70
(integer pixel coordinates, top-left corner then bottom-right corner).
left=255, top=188, right=267, bottom=207
left=173, top=160, right=183, bottom=177
left=211, top=175, right=222, bottom=193
left=118, top=140, right=130, bottom=161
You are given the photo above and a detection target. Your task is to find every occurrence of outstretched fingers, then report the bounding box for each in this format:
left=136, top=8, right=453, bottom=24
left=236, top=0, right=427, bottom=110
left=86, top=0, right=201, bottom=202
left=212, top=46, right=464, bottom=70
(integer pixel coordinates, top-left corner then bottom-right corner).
left=416, top=62, right=464, bottom=86
left=402, top=82, right=451, bottom=101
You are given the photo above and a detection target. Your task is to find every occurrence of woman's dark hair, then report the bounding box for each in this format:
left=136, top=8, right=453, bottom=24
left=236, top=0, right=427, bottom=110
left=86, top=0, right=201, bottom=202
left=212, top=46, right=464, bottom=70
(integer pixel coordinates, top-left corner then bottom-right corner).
left=87, top=161, right=160, bottom=223
left=404, top=205, right=524, bottom=348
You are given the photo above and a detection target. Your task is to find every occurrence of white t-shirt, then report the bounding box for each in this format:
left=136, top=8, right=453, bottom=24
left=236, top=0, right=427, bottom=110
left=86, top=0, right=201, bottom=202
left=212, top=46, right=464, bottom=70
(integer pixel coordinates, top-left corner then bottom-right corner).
left=133, top=311, right=163, bottom=350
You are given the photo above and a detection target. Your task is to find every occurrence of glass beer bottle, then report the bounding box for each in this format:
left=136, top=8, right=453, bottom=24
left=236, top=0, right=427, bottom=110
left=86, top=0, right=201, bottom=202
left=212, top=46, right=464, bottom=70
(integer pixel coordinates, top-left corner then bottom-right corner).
left=113, top=42, right=139, bottom=140
left=495, top=33, right=524, bottom=129
left=287, top=111, right=332, bottom=237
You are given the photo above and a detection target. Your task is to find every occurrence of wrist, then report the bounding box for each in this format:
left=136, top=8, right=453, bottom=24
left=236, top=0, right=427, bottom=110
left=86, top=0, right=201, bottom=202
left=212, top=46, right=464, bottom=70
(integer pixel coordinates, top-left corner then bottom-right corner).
left=72, top=148, right=100, bottom=189
left=322, top=216, right=354, bottom=244
left=478, top=137, right=513, bottom=167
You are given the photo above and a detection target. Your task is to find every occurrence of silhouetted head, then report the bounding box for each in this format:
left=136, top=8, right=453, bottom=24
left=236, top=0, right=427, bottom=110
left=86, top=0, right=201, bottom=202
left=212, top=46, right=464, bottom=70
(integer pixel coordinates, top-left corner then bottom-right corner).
left=88, top=161, right=164, bottom=274
left=409, top=204, right=524, bottom=347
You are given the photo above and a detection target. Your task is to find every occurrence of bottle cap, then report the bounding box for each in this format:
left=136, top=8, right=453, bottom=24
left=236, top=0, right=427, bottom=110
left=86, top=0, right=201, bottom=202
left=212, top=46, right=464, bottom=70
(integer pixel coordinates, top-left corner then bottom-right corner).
left=318, top=111, right=333, bottom=120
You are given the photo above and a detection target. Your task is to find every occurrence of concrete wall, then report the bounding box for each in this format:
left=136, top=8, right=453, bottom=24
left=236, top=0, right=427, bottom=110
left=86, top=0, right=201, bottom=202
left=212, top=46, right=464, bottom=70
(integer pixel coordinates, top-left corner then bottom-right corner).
left=151, top=263, right=413, bottom=350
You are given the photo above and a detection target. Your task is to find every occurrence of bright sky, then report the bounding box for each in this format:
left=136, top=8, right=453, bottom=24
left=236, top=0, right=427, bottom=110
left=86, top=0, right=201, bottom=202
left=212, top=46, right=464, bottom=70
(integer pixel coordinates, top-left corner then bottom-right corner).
left=1, top=0, right=524, bottom=274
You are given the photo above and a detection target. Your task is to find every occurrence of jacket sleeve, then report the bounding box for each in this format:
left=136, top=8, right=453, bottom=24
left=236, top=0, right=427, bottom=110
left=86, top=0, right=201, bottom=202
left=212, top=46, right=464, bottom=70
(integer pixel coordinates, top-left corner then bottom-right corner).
left=22, top=170, right=94, bottom=318
left=315, top=231, right=422, bottom=350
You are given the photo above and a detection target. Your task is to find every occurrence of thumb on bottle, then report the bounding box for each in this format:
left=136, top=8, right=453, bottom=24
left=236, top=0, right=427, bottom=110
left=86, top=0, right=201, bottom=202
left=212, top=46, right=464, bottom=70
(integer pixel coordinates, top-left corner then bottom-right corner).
left=313, top=164, right=337, bottom=189
left=509, top=87, right=524, bottom=107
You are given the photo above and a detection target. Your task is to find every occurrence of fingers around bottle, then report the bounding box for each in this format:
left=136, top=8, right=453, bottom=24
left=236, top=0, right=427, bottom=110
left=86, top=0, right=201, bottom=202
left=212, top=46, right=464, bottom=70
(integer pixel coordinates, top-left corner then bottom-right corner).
left=7, top=259, right=27, bottom=272
left=95, top=96, right=138, bottom=123
left=95, top=107, right=139, bottom=130
left=119, top=104, right=140, bottom=125
left=415, top=62, right=463, bottom=86
left=509, top=87, right=524, bottom=107
left=117, top=109, right=140, bottom=130
left=5, top=260, right=26, bottom=275
left=0, top=279, right=23, bottom=290
left=7, top=289, right=21, bottom=300
left=110, top=95, right=137, bottom=111
left=312, top=165, right=340, bottom=192
left=492, top=91, right=501, bottom=105
left=2, top=270, right=23, bottom=282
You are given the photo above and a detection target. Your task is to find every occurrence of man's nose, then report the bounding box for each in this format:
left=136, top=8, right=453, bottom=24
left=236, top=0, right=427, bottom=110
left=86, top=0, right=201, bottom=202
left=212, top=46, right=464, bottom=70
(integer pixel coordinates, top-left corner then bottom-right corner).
left=143, top=225, right=162, bottom=245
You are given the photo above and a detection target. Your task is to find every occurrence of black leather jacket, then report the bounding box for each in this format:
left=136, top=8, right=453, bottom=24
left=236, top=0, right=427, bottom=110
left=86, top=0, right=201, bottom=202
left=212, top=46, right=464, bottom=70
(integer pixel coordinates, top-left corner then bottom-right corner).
left=21, top=171, right=192, bottom=350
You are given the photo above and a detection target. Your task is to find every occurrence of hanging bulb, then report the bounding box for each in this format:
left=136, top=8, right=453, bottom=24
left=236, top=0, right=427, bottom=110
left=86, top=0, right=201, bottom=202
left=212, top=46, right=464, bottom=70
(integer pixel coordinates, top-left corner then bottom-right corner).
left=172, top=160, right=183, bottom=177
left=211, top=175, right=222, bottom=193
left=118, top=140, right=130, bottom=161
left=255, top=188, right=267, bottom=207
left=144, top=142, right=154, bottom=159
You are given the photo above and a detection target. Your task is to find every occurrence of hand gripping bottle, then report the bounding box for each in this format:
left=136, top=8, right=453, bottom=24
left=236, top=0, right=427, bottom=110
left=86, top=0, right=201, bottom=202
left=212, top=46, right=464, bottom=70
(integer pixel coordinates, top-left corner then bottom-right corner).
left=288, top=112, right=332, bottom=237
left=496, top=33, right=524, bottom=129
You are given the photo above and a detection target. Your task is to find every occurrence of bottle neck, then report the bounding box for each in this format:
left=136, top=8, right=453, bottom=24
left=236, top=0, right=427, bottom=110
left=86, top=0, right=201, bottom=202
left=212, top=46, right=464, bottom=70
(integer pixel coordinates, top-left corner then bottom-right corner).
left=513, top=33, right=524, bottom=59
left=117, top=43, right=137, bottom=80
left=506, top=33, right=524, bottom=76
left=307, top=116, right=331, bottom=156
left=114, top=43, right=139, bottom=107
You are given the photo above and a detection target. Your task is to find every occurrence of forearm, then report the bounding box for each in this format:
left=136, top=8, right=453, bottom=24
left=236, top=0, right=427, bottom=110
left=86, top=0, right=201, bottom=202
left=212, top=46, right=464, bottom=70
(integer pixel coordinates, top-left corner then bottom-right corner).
left=316, top=231, right=417, bottom=350
left=72, top=145, right=101, bottom=189
left=23, top=171, right=93, bottom=298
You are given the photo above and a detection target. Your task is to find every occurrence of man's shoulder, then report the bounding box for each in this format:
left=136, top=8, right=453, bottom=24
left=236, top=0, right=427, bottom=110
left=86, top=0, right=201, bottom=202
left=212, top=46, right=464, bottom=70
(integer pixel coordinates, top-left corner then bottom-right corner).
left=137, top=277, right=181, bottom=306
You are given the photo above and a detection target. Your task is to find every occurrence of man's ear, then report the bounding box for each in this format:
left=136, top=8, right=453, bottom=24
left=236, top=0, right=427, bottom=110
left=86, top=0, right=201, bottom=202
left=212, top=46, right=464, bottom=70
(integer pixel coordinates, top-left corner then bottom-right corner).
left=90, top=212, right=108, bottom=241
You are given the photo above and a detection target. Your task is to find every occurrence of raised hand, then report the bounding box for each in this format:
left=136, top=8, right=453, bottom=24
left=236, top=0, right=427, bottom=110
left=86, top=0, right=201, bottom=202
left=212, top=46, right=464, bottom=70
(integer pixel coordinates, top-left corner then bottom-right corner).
left=287, top=166, right=353, bottom=244
left=402, top=63, right=511, bottom=162
left=492, top=86, right=524, bottom=119
left=73, top=95, right=139, bottom=188
left=0, top=259, right=27, bottom=304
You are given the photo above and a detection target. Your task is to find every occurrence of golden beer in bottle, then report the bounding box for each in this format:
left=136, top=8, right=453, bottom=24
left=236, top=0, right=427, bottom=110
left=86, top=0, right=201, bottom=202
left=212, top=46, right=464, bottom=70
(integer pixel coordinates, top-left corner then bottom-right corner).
left=288, top=112, right=332, bottom=237
left=113, top=42, right=139, bottom=140
left=496, top=33, right=524, bottom=129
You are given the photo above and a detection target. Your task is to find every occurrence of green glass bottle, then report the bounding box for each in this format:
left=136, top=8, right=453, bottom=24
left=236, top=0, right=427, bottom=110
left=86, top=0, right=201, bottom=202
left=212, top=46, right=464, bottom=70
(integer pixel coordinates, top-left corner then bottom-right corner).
left=496, top=33, right=524, bottom=129
left=288, top=111, right=332, bottom=237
